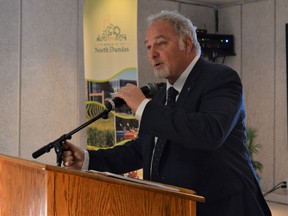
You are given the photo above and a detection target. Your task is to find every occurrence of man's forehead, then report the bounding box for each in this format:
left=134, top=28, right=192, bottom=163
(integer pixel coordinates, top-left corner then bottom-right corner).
left=144, top=34, right=169, bottom=44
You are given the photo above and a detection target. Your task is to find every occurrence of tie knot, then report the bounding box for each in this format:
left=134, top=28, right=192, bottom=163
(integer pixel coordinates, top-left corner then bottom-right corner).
left=167, top=87, right=178, bottom=107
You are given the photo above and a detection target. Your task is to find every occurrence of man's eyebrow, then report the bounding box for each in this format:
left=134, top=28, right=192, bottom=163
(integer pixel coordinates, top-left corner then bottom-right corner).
left=144, top=34, right=168, bottom=45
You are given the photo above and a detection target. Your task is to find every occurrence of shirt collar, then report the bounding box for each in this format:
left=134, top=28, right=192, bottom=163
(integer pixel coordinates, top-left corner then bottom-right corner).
left=166, top=54, right=200, bottom=93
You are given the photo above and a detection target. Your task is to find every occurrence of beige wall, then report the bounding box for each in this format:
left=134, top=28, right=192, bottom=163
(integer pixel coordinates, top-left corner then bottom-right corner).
left=0, top=0, right=86, bottom=165
left=1, top=0, right=288, bottom=203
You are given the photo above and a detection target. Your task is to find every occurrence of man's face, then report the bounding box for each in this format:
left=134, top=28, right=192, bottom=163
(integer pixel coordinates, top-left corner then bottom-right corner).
left=145, top=20, right=190, bottom=83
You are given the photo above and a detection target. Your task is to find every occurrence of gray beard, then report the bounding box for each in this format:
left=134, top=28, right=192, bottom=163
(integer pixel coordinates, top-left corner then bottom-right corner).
left=153, top=65, right=170, bottom=79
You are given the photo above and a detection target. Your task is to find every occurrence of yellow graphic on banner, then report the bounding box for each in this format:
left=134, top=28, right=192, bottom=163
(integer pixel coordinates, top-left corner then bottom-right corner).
left=83, top=0, right=138, bottom=81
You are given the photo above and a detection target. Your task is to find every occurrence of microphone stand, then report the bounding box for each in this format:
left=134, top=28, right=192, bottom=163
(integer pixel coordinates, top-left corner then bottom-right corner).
left=32, top=109, right=110, bottom=166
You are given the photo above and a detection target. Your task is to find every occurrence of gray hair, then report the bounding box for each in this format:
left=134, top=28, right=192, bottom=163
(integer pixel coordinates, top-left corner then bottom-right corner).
left=146, top=10, right=201, bottom=55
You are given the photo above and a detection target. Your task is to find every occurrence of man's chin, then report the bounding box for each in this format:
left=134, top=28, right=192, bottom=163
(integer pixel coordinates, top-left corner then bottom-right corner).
left=153, top=69, right=169, bottom=79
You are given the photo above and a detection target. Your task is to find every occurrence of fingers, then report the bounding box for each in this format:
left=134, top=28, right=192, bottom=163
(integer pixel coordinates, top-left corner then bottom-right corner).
left=62, top=141, right=84, bottom=169
left=62, top=141, right=74, bottom=167
left=63, top=159, right=74, bottom=167
left=62, top=149, right=74, bottom=167
left=118, top=84, right=142, bottom=96
left=114, top=84, right=146, bottom=112
left=63, top=140, right=79, bottom=151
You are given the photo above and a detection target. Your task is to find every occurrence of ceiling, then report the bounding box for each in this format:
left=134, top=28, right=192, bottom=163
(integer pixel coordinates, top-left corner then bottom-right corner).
left=166, top=0, right=267, bottom=7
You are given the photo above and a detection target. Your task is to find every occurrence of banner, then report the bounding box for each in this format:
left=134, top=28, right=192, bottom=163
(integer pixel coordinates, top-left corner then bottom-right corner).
left=83, top=0, right=139, bottom=177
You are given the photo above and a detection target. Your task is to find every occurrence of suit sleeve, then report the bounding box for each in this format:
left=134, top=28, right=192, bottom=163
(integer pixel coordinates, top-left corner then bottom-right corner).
left=87, top=135, right=144, bottom=174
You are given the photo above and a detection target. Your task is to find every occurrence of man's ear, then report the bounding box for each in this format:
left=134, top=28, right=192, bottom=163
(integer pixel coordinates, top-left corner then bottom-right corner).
left=184, top=36, right=193, bottom=50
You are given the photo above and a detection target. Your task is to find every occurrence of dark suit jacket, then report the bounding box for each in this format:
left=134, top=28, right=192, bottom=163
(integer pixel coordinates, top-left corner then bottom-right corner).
left=88, top=58, right=271, bottom=215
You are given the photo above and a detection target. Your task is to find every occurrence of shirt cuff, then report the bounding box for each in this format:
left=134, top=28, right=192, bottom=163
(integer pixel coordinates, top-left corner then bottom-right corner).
left=135, top=99, right=150, bottom=121
left=81, top=149, right=90, bottom=171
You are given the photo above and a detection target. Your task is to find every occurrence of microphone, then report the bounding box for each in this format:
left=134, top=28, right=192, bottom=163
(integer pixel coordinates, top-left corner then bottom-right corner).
left=104, top=82, right=160, bottom=111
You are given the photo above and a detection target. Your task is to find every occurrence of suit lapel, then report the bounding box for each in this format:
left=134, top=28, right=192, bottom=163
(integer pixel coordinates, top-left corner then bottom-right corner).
left=175, top=57, right=205, bottom=107
left=154, top=85, right=166, bottom=105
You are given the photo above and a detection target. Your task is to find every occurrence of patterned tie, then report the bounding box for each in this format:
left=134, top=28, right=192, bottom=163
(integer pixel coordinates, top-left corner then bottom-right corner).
left=151, top=87, right=178, bottom=181
left=166, top=87, right=178, bottom=107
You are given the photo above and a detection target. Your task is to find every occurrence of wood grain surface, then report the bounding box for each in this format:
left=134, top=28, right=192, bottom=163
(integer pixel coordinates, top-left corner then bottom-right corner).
left=0, top=154, right=205, bottom=216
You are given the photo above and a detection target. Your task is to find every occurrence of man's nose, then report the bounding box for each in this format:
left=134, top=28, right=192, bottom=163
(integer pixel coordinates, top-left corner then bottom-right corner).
left=149, top=47, right=159, bottom=60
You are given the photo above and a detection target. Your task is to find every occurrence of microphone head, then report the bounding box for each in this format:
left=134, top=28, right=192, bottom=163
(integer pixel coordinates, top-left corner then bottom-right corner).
left=104, top=82, right=164, bottom=111
left=145, top=82, right=158, bottom=97
left=146, top=82, right=166, bottom=97
left=104, top=97, right=125, bottom=111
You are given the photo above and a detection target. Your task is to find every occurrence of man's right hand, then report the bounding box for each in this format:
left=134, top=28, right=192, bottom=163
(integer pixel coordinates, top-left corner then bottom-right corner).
left=62, top=141, right=85, bottom=170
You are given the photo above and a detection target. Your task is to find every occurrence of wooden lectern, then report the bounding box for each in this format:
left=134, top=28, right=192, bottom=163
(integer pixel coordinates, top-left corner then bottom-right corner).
left=0, top=154, right=205, bottom=215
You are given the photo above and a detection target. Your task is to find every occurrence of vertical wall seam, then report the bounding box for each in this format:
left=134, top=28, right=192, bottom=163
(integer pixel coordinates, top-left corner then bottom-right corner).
left=77, top=0, right=84, bottom=145
left=273, top=0, right=276, bottom=186
left=76, top=0, right=79, bottom=131
left=18, top=0, right=22, bottom=157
